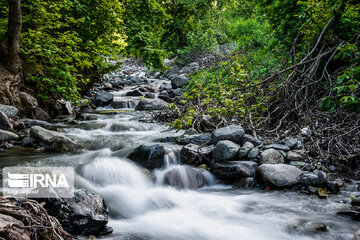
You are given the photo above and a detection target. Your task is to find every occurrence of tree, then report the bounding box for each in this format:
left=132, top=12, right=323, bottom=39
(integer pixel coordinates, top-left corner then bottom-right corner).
left=0, top=0, right=22, bottom=105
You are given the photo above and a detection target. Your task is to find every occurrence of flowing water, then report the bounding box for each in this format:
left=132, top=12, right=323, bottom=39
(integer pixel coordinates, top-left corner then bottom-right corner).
left=1, top=86, right=359, bottom=240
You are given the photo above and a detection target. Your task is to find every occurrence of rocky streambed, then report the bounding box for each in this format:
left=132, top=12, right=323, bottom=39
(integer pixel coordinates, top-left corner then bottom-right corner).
left=0, top=59, right=360, bottom=239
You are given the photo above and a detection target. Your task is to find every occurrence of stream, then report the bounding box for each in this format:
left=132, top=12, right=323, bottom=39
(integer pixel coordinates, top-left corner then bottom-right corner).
left=1, top=85, right=359, bottom=239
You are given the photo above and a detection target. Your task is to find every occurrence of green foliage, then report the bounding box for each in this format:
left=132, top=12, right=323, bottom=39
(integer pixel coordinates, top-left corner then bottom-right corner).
left=172, top=53, right=269, bottom=129
left=1, top=0, right=126, bottom=101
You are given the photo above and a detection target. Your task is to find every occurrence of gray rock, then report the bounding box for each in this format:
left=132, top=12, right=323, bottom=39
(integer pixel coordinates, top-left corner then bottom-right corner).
left=211, top=124, right=245, bottom=144
left=286, top=151, right=305, bottom=161
left=15, top=119, right=54, bottom=129
left=33, top=107, right=50, bottom=121
left=327, top=181, right=340, bottom=194
left=0, top=129, right=19, bottom=142
left=158, top=95, right=173, bottom=103
left=239, top=142, right=254, bottom=158
left=242, top=134, right=262, bottom=146
left=285, top=138, right=298, bottom=149
left=176, top=133, right=211, bottom=145
left=94, top=90, right=113, bottom=107
left=0, top=111, right=12, bottom=131
left=264, top=144, right=290, bottom=152
left=233, top=177, right=255, bottom=189
left=129, top=144, right=165, bottom=169
left=303, top=163, right=315, bottom=172
left=213, top=161, right=257, bottom=179
left=126, top=89, right=143, bottom=96
left=19, top=92, right=38, bottom=109
left=180, top=144, right=200, bottom=165
left=248, top=148, right=260, bottom=159
left=213, top=140, right=240, bottom=161
left=164, top=165, right=206, bottom=189
left=290, top=161, right=306, bottom=167
left=278, top=150, right=287, bottom=158
left=300, top=171, right=327, bottom=187
left=0, top=104, right=18, bottom=118
left=40, top=188, right=111, bottom=236
left=21, top=136, right=37, bottom=147
left=135, top=99, right=168, bottom=110
left=289, top=219, right=327, bottom=234
left=259, top=149, right=285, bottom=164
left=171, top=75, right=189, bottom=89
left=30, top=126, right=82, bottom=152
left=144, top=93, right=156, bottom=99
left=256, top=164, right=302, bottom=187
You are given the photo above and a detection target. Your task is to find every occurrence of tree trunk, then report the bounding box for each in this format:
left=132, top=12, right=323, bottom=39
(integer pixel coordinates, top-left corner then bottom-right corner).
left=0, top=0, right=23, bottom=106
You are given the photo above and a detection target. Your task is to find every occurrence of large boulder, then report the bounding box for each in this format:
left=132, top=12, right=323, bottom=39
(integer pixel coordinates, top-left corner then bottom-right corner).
left=171, top=75, right=189, bottom=89
left=211, top=124, right=245, bottom=144
left=129, top=144, right=165, bottom=169
left=30, top=126, right=82, bottom=152
left=256, top=164, right=302, bottom=187
left=213, top=161, right=257, bottom=179
left=213, top=140, right=240, bottom=161
left=259, top=149, right=285, bottom=164
left=40, top=189, right=111, bottom=236
left=0, top=104, right=18, bottom=118
left=176, top=133, right=211, bottom=145
left=19, top=92, right=38, bottom=109
left=94, top=90, right=113, bottom=107
left=135, top=99, right=168, bottom=111
left=0, top=111, right=12, bottom=131
left=0, top=129, right=19, bottom=142
left=163, top=165, right=206, bottom=189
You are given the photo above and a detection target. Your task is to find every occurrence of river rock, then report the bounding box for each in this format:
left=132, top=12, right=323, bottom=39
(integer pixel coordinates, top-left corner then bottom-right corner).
left=33, top=107, right=51, bottom=121
left=233, top=177, right=255, bottom=188
left=129, top=144, right=165, bottom=169
left=135, top=99, right=168, bottom=110
left=41, top=188, right=111, bottom=236
left=19, top=92, right=38, bottom=109
left=158, top=95, right=173, bottom=103
left=211, top=124, right=245, bottom=144
left=164, top=165, right=206, bottom=189
left=248, top=148, right=260, bottom=159
left=213, top=161, right=257, bottom=179
left=300, top=171, right=327, bottom=187
left=213, top=140, right=240, bottom=161
left=176, top=133, right=211, bottom=145
left=126, top=89, right=143, bottom=96
left=21, top=136, right=38, bottom=147
left=242, top=134, right=262, bottom=146
left=239, top=142, right=254, bottom=158
left=180, top=144, right=200, bottom=165
left=0, top=104, right=18, bottom=118
left=259, top=149, right=284, bottom=164
left=30, top=126, right=82, bottom=152
left=264, top=144, right=290, bottom=152
left=0, top=111, right=12, bottom=131
left=352, top=197, right=360, bottom=207
left=289, top=219, right=327, bottom=234
left=0, top=129, right=19, bottom=142
left=144, top=93, right=155, bottom=99
left=171, top=75, right=189, bottom=89
left=15, top=119, right=54, bottom=129
left=285, top=138, right=298, bottom=149
left=286, top=151, right=305, bottom=161
left=256, top=164, right=302, bottom=187
left=94, top=90, right=113, bottom=107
